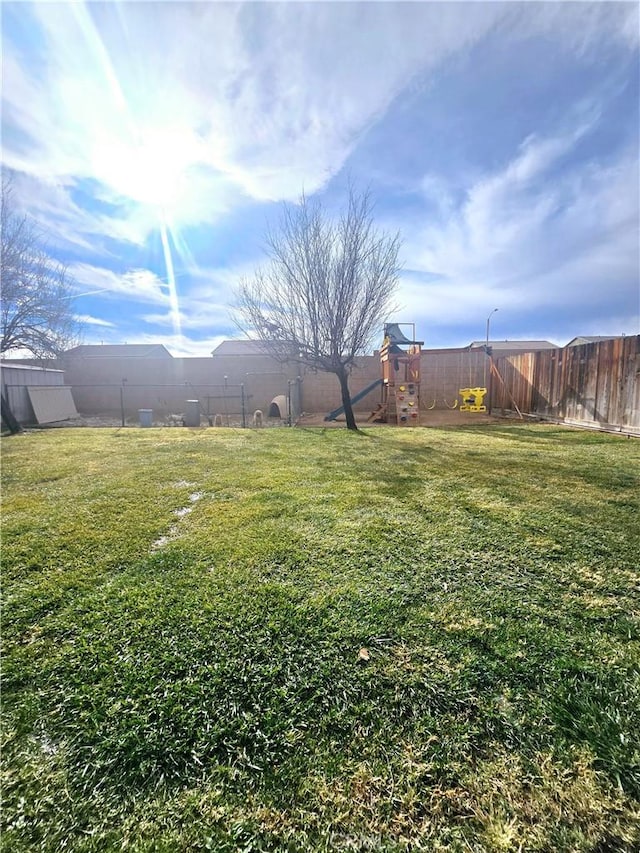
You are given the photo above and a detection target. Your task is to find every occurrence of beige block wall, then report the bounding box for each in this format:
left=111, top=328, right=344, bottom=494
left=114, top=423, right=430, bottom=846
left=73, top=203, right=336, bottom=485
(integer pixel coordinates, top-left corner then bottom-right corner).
left=299, top=355, right=382, bottom=414
left=60, top=349, right=495, bottom=418
left=420, top=349, right=487, bottom=410
left=63, top=355, right=297, bottom=418
left=61, top=353, right=384, bottom=418
left=18, top=342, right=635, bottom=428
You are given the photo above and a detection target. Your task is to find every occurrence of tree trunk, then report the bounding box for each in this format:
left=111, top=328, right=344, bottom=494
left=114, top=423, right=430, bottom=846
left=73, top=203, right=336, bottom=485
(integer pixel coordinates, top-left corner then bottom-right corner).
left=336, top=368, right=358, bottom=431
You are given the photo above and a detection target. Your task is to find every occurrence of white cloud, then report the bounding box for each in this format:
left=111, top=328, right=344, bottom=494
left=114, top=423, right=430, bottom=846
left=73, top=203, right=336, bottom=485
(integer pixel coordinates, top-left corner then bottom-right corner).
left=3, top=0, right=636, bottom=246
left=75, top=318, right=229, bottom=357
left=399, top=128, right=639, bottom=332
left=140, top=258, right=263, bottom=332
left=141, top=302, right=230, bottom=332
left=68, top=263, right=170, bottom=305
left=0, top=2, right=512, bottom=217
left=75, top=314, right=116, bottom=328
left=3, top=168, right=199, bottom=259
left=505, top=1, right=640, bottom=54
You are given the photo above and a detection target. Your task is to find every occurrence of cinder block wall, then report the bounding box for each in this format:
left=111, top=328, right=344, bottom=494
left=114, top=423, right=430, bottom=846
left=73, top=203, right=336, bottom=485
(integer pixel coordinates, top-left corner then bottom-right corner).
left=62, top=355, right=297, bottom=418
left=61, top=353, right=384, bottom=419
left=420, top=349, right=487, bottom=409
left=17, top=341, right=635, bottom=429
left=60, top=349, right=495, bottom=418
left=300, top=355, right=381, bottom=414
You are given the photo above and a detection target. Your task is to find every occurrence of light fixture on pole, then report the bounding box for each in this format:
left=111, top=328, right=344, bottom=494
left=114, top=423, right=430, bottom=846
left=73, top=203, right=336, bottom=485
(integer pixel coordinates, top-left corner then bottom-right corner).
left=484, top=308, right=498, bottom=386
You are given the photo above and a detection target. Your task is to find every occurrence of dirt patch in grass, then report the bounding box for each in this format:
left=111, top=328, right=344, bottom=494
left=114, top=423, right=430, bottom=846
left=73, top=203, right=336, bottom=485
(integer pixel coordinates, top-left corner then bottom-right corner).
left=296, top=409, right=504, bottom=428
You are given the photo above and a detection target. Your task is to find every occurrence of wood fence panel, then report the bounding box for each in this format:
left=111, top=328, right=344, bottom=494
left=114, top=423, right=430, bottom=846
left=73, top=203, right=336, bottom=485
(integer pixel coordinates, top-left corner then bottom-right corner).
left=490, top=336, right=639, bottom=433
left=621, top=337, right=640, bottom=427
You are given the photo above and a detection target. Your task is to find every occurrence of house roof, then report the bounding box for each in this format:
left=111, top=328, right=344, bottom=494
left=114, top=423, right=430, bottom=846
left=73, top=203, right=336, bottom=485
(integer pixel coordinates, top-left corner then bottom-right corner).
left=469, top=340, right=558, bottom=351
left=565, top=336, right=620, bottom=347
left=211, top=339, right=281, bottom=356
left=63, top=344, right=173, bottom=358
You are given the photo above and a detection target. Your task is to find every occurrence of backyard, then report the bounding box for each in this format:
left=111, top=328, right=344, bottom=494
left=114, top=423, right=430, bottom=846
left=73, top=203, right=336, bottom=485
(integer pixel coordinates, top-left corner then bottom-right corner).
left=1, top=424, right=639, bottom=852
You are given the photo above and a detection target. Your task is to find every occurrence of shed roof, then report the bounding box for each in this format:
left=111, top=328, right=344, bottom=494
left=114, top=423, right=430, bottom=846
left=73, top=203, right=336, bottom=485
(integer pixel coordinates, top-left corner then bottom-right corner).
left=63, top=344, right=173, bottom=358
left=0, top=362, right=64, bottom=373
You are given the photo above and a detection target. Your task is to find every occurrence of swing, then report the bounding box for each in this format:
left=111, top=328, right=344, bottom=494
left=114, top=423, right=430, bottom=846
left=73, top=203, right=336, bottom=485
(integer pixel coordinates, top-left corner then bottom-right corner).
left=458, top=353, right=488, bottom=412
left=421, top=351, right=436, bottom=410
left=459, top=387, right=487, bottom=412
left=442, top=350, right=461, bottom=408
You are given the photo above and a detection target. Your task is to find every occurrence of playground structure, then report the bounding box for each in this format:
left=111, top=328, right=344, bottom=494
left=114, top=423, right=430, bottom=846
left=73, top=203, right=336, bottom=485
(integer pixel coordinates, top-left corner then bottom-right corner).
left=325, top=323, right=496, bottom=425
left=369, top=323, right=424, bottom=426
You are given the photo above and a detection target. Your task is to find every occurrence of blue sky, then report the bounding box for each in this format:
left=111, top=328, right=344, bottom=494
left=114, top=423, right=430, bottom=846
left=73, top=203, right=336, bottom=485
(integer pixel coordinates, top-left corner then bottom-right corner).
left=2, top=1, right=639, bottom=355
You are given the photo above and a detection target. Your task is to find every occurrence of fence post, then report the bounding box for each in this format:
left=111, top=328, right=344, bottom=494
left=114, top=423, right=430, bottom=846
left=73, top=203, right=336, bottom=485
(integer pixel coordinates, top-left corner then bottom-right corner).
left=222, top=375, right=229, bottom=426
left=241, top=383, right=246, bottom=428
left=120, top=378, right=127, bottom=427
left=295, top=375, right=302, bottom=419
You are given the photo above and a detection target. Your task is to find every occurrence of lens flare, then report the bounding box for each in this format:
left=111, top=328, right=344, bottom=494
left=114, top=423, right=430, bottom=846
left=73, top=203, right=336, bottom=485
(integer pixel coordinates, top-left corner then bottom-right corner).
left=159, top=217, right=182, bottom=341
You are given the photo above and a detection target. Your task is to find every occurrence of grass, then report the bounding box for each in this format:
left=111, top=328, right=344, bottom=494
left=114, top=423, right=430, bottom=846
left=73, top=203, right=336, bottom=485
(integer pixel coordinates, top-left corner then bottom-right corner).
left=1, top=423, right=639, bottom=852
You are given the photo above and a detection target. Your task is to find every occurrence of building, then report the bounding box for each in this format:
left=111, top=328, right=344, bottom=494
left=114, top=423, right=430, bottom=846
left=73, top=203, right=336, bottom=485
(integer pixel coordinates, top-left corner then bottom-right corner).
left=565, top=336, right=621, bottom=347
left=211, top=340, right=274, bottom=356
left=63, top=344, right=173, bottom=358
left=469, top=340, right=558, bottom=353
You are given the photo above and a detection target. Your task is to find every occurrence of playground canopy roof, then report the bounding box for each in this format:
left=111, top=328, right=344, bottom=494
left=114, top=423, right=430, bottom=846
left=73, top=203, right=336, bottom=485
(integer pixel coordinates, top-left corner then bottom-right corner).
left=384, top=323, right=424, bottom=346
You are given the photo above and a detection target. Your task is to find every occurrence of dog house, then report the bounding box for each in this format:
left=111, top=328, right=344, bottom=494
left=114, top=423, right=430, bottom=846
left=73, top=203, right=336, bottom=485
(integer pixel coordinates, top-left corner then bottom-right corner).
left=268, top=394, right=290, bottom=419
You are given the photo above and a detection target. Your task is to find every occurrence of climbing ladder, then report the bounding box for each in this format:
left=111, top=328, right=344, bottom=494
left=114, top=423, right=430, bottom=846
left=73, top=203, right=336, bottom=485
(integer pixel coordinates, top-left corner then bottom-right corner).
left=379, top=323, right=424, bottom=426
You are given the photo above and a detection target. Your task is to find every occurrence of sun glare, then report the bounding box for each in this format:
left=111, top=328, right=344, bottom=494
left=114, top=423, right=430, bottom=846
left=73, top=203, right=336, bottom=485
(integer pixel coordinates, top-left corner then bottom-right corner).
left=91, top=126, right=206, bottom=341
left=159, top=218, right=182, bottom=341
left=93, top=128, right=201, bottom=211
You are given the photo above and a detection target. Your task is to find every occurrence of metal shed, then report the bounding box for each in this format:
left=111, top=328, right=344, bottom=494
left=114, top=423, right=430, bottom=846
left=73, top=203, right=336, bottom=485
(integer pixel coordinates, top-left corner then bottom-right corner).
left=1, top=363, right=70, bottom=424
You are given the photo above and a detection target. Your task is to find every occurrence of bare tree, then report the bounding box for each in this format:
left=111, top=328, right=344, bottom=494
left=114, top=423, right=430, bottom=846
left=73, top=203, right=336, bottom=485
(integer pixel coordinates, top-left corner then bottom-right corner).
left=236, top=189, right=400, bottom=430
left=1, top=176, right=81, bottom=358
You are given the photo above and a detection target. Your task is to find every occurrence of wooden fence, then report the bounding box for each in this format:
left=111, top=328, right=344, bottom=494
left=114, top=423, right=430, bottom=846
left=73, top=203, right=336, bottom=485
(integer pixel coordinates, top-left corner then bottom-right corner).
left=490, top=336, right=639, bottom=434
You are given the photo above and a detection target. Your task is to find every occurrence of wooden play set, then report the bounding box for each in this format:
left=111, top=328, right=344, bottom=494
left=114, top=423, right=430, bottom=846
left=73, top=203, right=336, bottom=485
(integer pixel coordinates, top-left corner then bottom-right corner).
left=369, top=323, right=424, bottom=425
left=368, top=323, right=491, bottom=424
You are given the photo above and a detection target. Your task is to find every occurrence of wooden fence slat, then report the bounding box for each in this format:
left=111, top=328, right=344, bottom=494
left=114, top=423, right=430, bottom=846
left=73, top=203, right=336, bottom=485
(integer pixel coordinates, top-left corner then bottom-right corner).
left=488, top=336, right=638, bottom=432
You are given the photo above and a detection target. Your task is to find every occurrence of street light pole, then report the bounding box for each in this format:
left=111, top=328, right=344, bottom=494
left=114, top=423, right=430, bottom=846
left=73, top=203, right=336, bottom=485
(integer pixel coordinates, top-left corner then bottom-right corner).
left=484, top=308, right=498, bottom=387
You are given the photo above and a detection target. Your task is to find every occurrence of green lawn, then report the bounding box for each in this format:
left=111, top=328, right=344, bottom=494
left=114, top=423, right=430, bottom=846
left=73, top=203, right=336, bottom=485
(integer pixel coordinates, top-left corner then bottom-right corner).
left=2, top=424, right=639, bottom=852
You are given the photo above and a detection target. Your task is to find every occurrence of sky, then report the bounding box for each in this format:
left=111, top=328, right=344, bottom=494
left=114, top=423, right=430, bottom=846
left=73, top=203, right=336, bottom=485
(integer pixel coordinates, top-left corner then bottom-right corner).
left=2, top=0, right=639, bottom=356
